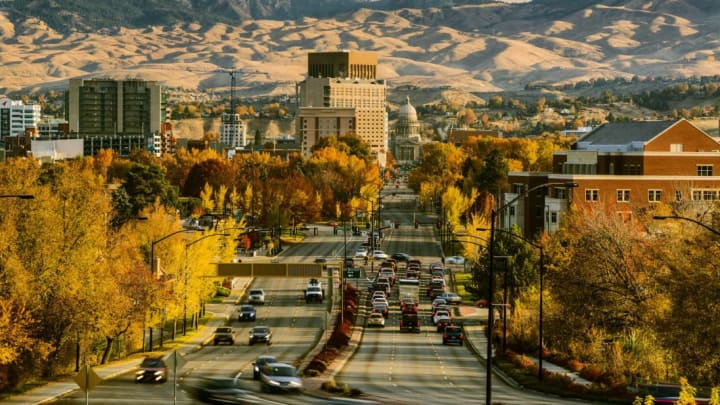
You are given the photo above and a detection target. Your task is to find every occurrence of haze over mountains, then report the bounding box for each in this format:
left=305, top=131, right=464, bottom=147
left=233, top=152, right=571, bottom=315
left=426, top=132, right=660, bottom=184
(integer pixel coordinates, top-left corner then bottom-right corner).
left=0, top=0, right=719, bottom=97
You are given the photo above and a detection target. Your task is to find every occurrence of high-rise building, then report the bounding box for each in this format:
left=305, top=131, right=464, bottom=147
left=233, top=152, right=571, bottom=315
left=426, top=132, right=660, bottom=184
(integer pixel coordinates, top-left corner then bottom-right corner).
left=66, top=78, right=168, bottom=156
left=0, top=98, right=41, bottom=142
left=297, top=51, right=388, bottom=157
left=220, top=113, right=247, bottom=149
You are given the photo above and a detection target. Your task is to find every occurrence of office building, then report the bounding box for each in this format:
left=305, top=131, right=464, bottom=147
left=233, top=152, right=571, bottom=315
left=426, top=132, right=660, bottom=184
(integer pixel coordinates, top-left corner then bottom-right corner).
left=219, top=113, right=247, bottom=149
left=505, top=119, right=720, bottom=235
left=297, top=51, right=388, bottom=157
left=0, top=98, right=41, bottom=142
left=66, top=78, right=168, bottom=156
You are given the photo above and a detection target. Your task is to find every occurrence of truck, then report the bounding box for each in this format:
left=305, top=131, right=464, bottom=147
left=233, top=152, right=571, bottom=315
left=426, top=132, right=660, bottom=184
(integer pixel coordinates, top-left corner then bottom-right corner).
left=398, top=278, right=420, bottom=311
left=304, top=278, right=325, bottom=303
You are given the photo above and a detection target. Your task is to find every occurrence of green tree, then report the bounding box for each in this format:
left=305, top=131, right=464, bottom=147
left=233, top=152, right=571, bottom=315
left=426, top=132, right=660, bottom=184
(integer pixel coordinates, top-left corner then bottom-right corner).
left=122, top=163, right=179, bottom=216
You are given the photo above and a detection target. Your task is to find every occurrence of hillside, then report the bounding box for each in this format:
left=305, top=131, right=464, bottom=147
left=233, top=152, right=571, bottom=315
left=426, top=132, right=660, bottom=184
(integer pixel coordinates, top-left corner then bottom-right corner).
left=0, top=0, right=719, bottom=97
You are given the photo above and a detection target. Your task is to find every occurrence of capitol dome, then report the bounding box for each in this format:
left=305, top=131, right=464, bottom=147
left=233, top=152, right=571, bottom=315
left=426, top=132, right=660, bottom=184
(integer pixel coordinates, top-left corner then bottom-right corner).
left=398, top=96, right=418, bottom=121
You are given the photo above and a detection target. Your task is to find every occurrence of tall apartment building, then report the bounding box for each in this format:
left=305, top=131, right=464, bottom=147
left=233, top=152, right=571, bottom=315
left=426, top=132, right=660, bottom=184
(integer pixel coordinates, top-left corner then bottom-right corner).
left=219, top=113, right=247, bottom=149
left=296, top=51, right=388, bottom=157
left=0, top=98, right=41, bottom=142
left=505, top=119, right=720, bottom=236
left=66, top=78, right=169, bottom=156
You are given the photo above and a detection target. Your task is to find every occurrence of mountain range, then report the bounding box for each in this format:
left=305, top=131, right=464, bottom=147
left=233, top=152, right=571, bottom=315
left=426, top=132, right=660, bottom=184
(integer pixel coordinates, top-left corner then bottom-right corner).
left=1, top=0, right=719, bottom=98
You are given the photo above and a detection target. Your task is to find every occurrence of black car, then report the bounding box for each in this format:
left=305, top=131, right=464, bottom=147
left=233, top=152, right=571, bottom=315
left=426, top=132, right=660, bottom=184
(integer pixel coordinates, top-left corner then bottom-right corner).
left=252, top=355, right=278, bottom=380
left=248, top=326, right=272, bottom=345
left=442, top=325, right=465, bottom=345
left=135, top=356, right=168, bottom=383
left=185, top=376, right=274, bottom=404
left=238, top=305, right=256, bottom=321
left=391, top=252, right=411, bottom=262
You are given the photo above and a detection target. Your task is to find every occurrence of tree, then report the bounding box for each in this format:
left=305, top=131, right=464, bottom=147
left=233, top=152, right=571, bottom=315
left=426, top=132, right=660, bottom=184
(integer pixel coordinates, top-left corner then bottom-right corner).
left=121, top=163, right=179, bottom=216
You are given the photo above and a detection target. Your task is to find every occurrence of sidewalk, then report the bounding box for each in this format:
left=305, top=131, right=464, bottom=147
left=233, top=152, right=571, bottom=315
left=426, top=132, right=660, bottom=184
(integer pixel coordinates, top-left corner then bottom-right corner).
left=457, top=305, right=592, bottom=387
left=1, top=278, right=253, bottom=405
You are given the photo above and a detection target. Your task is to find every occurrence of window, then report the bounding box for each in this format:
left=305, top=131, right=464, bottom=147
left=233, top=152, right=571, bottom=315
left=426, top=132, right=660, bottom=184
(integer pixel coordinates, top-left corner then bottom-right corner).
left=616, top=189, right=630, bottom=202
left=697, top=165, right=713, bottom=176
left=691, top=189, right=720, bottom=201
left=585, top=189, right=599, bottom=202
left=670, top=143, right=683, bottom=152
left=648, top=189, right=662, bottom=202
left=550, top=212, right=558, bottom=224
left=675, top=190, right=682, bottom=201
left=508, top=206, right=516, bottom=216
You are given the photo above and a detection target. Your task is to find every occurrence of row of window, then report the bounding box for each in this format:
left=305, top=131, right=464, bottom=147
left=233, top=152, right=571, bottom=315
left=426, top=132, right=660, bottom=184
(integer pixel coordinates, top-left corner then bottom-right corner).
left=584, top=188, right=720, bottom=202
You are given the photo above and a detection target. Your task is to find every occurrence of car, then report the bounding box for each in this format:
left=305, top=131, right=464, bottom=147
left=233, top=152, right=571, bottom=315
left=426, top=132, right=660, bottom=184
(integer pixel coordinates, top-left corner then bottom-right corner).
left=367, top=312, right=386, bottom=327
left=371, top=291, right=386, bottom=301
left=135, top=356, right=168, bottom=383
left=391, top=252, right=411, bottom=262
left=432, top=310, right=451, bottom=325
left=442, top=325, right=465, bottom=345
left=372, top=250, right=388, bottom=260
left=439, top=292, right=462, bottom=305
left=354, top=248, right=368, bottom=258
left=248, top=325, right=272, bottom=345
left=185, top=376, right=275, bottom=404
left=446, top=255, right=466, bottom=265
left=238, top=305, right=256, bottom=321
left=213, top=327, right=236, bottom=345
left=248, top=289, right=265, bottom=305
left=431, top=298, right=448, bottom=309
left=372, top=302, right=389, bottom=318
left=259, top=362, right=304, bottom=393
left=252, top=355, right=278, bottom=380
left=371, top=297, right=389, bottom=307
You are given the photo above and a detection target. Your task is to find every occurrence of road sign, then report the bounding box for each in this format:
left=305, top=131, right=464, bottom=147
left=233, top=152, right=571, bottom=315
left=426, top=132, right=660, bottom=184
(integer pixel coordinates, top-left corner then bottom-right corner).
left=73, top=365, right=102, bottom=391
left=343, top=268, right=360, bottom=279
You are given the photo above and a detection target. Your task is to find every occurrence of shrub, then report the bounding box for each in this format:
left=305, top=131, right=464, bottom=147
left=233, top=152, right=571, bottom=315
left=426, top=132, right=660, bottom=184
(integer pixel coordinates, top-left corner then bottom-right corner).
left=215, top=286, right=230, bottom=297
left=580, top=364, right=603, bottom=381
left=567, top=359, right=585, bottom=373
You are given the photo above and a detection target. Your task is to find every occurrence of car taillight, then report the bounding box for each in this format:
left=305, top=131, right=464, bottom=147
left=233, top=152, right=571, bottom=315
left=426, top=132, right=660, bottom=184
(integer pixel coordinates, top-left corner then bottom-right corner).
left=443, top=334, right=448, bottom=338
left=460, top=334, right=464, bottom=339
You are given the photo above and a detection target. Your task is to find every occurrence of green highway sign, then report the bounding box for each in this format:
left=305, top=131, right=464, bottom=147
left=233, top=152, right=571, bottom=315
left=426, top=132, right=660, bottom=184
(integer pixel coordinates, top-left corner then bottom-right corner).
left=343, top=268, right=360, bottom=279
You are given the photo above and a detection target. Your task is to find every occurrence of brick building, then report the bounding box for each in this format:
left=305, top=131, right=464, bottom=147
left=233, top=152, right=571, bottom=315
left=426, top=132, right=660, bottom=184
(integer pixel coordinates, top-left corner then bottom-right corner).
left=505, top=119, right=720, bottom=236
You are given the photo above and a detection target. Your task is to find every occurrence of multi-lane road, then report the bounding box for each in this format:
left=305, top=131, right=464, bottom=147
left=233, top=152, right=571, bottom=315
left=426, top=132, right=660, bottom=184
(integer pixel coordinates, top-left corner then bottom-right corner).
left=50, top=182, right=594, bottom=404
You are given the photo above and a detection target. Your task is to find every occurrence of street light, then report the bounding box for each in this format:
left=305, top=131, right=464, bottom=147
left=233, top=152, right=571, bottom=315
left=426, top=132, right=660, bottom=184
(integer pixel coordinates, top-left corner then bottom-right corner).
left=653, top=215, right=720, bottom=237
left=150, top=229, right=198, bottom=276
left=183, top=232, right=229, bottom=335
left=484, top=181, right=577, bottom=404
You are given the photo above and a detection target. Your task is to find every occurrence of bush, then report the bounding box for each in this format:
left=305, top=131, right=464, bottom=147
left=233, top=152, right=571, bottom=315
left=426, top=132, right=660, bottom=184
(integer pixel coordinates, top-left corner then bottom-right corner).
left=215, top=286, right=230, bottom=297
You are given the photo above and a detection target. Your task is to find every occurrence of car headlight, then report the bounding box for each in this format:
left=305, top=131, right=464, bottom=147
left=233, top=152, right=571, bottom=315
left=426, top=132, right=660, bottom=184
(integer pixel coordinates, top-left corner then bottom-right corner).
left=289, top=380, right=303, bottom=387
left=267, top=379, right=281, bottom=386
left=154, top=370, right=164, bottom=376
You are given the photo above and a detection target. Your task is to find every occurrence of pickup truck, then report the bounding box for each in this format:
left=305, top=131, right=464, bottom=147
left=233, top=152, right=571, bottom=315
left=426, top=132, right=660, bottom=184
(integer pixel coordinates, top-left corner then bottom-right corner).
left=304, top=279, right=324, bottom=303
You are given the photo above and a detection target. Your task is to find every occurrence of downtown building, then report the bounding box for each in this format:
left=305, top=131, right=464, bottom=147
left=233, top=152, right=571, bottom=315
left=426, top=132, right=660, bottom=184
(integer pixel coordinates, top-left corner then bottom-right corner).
left=0, top=97, right=41, bottom=140
left=66, top=78, right=175, bottom=156
left=296, top=51, right=388, bottom=158
left=504, top=119, right=720, bottom=236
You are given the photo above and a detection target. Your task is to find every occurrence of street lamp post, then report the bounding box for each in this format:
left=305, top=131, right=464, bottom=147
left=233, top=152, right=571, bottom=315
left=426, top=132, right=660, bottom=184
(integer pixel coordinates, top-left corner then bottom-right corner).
left=653, top=215, right=720, bottom=237
left=145, top=228, right=197, bottom=351
left=184, top=232, right=229, bottom=335
left=485, top=181, right=577, bottom=404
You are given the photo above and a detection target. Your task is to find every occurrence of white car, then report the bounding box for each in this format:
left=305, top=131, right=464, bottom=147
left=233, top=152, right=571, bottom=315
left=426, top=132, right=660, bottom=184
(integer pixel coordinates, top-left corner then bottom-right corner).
left=446, top=255, right=466, bottom=265
left=432, top=310, right=451, bottom=325
left=372, top=250, right=389, bottom=260
left=248, top=288, right=265, bottom=305
left=371, top=297, right=389, bottom=307
left=367, top=312, right=386, bottom=328
left=354, top=248, right=368, bottom=258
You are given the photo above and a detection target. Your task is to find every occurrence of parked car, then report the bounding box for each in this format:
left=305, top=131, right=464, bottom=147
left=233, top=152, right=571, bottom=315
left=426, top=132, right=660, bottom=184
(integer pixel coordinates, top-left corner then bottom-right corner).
left=248, top=289, right=265, bottom=305
left=446, top=255, right=466, bottom=265
left=438, top=292, right=462, bottom=305
left=259, top=362, right=303, bottom=393
left=252, top=355, right=278, bottom=380
left=238, top=305, right=256, bottom=321
left=135, top=356, right=168, bottom=383
left=249, top=326, right=272, bottom=345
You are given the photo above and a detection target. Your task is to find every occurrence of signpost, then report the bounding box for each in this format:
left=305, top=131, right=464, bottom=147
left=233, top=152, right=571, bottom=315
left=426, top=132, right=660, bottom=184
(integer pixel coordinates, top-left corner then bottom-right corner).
left=73, top=365, right=102, bottom=404
left=343, top=268, right=360, bottom=279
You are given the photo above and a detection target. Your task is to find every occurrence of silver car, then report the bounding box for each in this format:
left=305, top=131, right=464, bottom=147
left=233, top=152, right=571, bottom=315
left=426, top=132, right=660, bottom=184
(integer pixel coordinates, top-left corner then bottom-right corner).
left=259, top=362, right=303, bottom=393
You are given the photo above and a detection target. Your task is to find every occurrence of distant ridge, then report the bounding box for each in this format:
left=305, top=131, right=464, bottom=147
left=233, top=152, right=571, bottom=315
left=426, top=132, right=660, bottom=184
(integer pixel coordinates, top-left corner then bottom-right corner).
left=0, top=0, right=719, bottom=96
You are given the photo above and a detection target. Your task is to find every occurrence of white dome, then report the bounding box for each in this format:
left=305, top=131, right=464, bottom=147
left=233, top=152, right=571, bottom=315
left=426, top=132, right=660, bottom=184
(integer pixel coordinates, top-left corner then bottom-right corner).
left=398, top=96, right=417, bottom=120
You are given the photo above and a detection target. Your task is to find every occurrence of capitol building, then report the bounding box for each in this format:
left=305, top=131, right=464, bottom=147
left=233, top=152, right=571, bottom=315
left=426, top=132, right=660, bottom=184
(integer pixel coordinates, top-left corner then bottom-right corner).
left=390, top=96, right=423, bottom=162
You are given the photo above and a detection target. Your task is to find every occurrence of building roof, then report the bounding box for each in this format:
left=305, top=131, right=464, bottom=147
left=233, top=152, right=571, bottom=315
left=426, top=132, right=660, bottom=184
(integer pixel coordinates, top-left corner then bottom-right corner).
left=575, top=121, right=675, bottom=148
